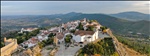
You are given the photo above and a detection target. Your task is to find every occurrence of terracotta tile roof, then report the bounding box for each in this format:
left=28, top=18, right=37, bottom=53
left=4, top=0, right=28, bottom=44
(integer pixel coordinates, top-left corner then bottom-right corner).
left=63, top=30, right=69, bottom=34
left=43, top=32, right=49, bottom=35
left=80, top=20, right=84, bottom=22
left=74, top=30, right=95, bottom=36
left=50, top=29, right=59, bottom=33
left=56, top=33, right=64, bottom=40
left=31, top=38, right=38, bottom=41
left=63, top=24, right=67, bottom=29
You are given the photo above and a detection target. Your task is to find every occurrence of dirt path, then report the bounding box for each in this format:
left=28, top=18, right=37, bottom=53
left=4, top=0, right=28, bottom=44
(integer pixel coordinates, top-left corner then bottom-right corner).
left=55, top=44, right=81, bottom=56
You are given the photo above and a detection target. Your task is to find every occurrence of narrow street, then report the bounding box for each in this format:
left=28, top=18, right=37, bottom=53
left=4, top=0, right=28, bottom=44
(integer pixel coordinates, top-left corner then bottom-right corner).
left=55, top=43, right=82, bottom=56
left=55, top=31, right=110, bottom=56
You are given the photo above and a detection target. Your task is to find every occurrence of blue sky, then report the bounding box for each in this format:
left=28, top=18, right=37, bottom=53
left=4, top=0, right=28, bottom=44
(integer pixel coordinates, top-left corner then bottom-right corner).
left=1, top=1, right=150, bottom=15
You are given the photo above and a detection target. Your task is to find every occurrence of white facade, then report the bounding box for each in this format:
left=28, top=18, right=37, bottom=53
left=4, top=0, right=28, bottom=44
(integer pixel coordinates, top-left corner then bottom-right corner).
left=91, top=31, right=99, bottom=41
left=72, top=35, right=84, bottom=42
left=28, top=43, right=36, bottom=48
left=21, top=28, right=38, bottom=33
left=38, top=35, right=48, bottom=42
left=72, top=31, right=99, bottom=43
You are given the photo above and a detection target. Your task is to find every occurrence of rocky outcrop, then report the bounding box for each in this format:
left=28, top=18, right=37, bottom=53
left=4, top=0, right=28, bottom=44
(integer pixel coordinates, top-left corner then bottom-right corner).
left=49, top=47, right=58, bottom=56
left=24, top=45, right=42, bottom=56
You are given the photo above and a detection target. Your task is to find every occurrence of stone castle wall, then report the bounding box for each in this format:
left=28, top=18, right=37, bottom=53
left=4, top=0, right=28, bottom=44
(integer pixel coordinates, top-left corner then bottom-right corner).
left=1, top=39, right=18, bottom=56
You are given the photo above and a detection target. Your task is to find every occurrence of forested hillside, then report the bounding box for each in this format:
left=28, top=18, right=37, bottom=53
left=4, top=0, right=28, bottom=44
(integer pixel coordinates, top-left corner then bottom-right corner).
left=1, top=12, right=150, bottom=37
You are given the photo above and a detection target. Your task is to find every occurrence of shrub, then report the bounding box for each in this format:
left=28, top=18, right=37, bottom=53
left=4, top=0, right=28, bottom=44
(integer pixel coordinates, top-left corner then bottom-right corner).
left=80, top=45, right=83, bottom=47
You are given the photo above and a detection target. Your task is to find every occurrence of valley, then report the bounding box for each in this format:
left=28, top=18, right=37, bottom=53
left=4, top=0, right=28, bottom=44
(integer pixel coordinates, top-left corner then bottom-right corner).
left=1, top=12, right=150, bottom=56
left=1, top=12, right=150, bottom=38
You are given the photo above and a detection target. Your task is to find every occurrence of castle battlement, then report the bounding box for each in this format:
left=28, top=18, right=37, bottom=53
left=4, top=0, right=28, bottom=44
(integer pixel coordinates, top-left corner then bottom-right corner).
left=1, top=37, right=18, bottom=56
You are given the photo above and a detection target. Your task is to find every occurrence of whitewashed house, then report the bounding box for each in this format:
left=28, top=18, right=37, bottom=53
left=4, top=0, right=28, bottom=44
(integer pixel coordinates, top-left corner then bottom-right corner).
left=21, top=37, right=38, bottom=48
left=37, top=34, right=48, bottom=42
left=72, top=30, right=99, bottom=43
left=20, top=28, right=38, bottom=33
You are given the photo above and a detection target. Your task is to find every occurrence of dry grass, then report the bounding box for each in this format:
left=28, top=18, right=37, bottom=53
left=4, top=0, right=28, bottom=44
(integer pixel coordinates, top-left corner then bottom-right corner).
left=119, top=42, right=147, bottom=56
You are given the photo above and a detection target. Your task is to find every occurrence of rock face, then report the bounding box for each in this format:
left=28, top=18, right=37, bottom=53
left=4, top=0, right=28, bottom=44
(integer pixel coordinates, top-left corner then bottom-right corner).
left=49, top=47, right=58, bottom=56
left=32, top=45, right=42, bottom=56
left=24, top=49, right=33, bottom=56
left=24, top=45, right=42, bottom=56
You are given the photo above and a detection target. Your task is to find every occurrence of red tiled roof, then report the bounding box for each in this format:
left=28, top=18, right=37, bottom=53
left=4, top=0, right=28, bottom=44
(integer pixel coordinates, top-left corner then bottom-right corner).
left=74, top=30, right=95, bottom=36
left=56, top=33, right=64, bottom=40
left=31, top=38, right=38, bottom=41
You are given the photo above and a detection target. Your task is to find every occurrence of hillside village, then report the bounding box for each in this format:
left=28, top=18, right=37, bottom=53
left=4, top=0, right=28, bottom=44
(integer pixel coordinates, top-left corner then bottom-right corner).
left=1, top=18, right=146, bottom=56
left=17, top=18, right=107, bottom=48
left=1, top=18, right=111, bottom=56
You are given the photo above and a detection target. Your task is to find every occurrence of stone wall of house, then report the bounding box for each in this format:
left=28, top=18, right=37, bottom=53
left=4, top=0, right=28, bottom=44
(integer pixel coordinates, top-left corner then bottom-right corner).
left=1, top=39, right=18, bottom=56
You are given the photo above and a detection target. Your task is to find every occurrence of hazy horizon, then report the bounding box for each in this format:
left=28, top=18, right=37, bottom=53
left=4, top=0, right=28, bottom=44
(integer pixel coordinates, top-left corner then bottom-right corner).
left=1, top=1, right=150, bottom=15
left=1, top=11, right=150, bottom=16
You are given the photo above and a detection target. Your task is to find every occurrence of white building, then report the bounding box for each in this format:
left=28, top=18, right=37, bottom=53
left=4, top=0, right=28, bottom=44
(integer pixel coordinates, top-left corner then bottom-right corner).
left=21, top=37, right=38, bottom=48
left=20, top=28, right=38, bottom=33
left=72, top=30, right=99, bottom=43
left=37, top=35, right=48, bottom=42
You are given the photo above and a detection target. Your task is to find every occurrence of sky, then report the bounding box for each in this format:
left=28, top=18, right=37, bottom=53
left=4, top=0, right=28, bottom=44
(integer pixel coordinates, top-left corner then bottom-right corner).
left=1, top=1, right=150, bottom=15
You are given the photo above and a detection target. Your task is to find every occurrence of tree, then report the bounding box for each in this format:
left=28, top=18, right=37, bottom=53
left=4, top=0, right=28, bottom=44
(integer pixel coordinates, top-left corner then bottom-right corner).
left=31, top=29, right=40, bottom=36
left=0, top=42, right=5, bottom=48
left=48, top=33, right=55, bottom=37
left=64, top=36, right=71, bottom=43
left=39, top=27, right=47, bottom=30
left=18, top=33, right=23, bottom=36
left=86, top=26, right=94, bottom=31
left=78, top=38, right=116, bottom=56
left=116, top=35, right=150, bottom=55
left=47, top=37, right=54, bottom=44
left=70, top=29, right=76, bottom=33
left=100, top=26, right=107, bottom=31
left=111, top=52, right=119, bottom=56
left=38, top=42, right=45, bottom=49
left=76, top=22, right=84, bottom=30
left=17, top=37, right=25, bottom=44
left=66, top=34, right=73, bottom=39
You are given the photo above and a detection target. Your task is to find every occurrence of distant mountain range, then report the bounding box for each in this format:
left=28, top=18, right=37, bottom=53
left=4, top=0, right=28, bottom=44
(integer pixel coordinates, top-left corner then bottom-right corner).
left=64, top=12, right=150, bottom=36
left=110, top=11, right=150, bottom=21
left=1, top=11, right=150, bottom=37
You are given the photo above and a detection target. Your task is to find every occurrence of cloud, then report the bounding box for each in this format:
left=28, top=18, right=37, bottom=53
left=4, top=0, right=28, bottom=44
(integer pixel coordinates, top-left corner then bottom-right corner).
left=131, top=1, right=149, bottom=7
left=1, top=1, right=150, bottom=15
